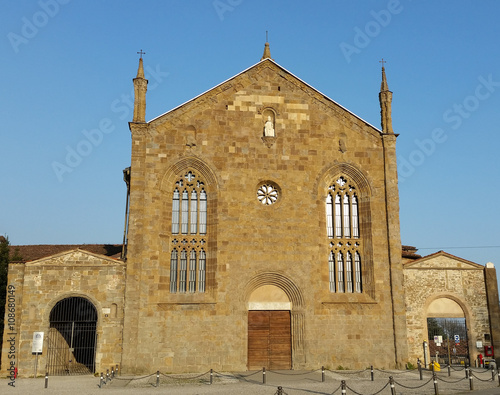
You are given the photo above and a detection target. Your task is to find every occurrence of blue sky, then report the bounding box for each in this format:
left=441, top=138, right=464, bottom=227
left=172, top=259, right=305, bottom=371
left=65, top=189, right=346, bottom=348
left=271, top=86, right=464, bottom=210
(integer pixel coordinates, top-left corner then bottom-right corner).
left=1, top=1, right=499, bottom=277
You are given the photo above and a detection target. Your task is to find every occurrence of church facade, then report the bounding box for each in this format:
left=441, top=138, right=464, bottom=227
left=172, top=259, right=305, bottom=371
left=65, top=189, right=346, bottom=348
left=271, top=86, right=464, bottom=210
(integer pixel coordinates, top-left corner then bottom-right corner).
left=2, top=44, right=499, bottom=376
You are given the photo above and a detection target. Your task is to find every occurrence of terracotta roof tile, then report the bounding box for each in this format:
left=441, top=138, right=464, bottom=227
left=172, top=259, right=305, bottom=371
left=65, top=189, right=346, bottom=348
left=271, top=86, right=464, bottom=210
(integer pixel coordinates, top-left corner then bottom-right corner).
left=10, top=244, right=123, bottom=262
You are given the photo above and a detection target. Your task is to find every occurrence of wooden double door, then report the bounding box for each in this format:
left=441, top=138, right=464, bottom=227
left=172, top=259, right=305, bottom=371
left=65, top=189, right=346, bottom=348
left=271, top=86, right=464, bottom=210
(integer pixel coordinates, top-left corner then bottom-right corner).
left=248, top=310, right=292, bottom=370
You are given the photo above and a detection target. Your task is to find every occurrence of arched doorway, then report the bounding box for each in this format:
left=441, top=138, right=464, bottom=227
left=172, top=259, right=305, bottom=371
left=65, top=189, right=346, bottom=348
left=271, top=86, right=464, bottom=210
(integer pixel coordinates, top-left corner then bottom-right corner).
left=47, top=297, right=98, bottom=375
left=426, top=297, right=469, bottom=365
left=247, top=285, right=292, bottom=370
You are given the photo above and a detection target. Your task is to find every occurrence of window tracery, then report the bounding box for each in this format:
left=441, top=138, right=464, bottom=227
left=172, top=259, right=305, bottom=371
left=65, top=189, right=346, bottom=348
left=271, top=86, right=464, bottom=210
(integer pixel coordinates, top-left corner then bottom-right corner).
left=326, top=176, right=362, bottom=293
left=170, top=171, right=207, bottom=293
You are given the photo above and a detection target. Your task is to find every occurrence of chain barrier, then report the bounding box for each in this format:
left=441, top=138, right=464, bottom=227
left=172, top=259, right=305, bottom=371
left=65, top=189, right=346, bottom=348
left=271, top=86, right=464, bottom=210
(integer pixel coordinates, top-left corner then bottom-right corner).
left=326, top=368, right=368, bottom=375
left=329, top=383, right=342, bottom=394
left=96, top=365, right=500, bottom=393
left=109, top=372, right=156, bottom=381
left=212, top=370, right=244, bottom=379
left=160, top=370, right=210, bottom=380
left=374, top=368, right=413, bottom=376
left=469, top=367, right=495, bottom=375
left=448, top=364, right=466, bottom=371
left=345, top=380, right=390, bottom=395
left=470, top=371, right=495, bottom=382
left=268, top=368, right=321, bottom=376
left=434, top=375, right=467, bottom=384
left=469, top=367, right=489, bottom=374
left=226, top=369, right=262, bottom=378
left=392, top=375, right=433, bottom=389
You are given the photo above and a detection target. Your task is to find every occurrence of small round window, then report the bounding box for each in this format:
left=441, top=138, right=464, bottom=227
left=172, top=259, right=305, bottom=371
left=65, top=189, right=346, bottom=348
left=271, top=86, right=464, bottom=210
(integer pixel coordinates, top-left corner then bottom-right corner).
left=257, top=182, right=280, bottom=205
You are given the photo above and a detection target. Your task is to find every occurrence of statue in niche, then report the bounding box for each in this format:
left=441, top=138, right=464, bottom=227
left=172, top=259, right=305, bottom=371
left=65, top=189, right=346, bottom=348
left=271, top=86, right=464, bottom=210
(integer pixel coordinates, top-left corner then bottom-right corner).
left=338, top=133, right=347, bottom=153
left=339, top=138, right=347, bottom=153
left=264, top=116, right=275, bottom=137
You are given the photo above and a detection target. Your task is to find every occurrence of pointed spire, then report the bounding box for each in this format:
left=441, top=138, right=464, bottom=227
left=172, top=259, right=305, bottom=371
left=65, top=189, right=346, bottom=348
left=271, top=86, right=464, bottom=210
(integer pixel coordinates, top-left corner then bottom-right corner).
left=261, top=31, right=272, bottom=61
left=136, top=57, right=145, bottom=79
left=133, top=52, right=148, bottom=123
left=380, top=66, right=389, bottom=92
left=378, top=59, right=394, bottom=134
left=261, top=41, right=271, bottom=60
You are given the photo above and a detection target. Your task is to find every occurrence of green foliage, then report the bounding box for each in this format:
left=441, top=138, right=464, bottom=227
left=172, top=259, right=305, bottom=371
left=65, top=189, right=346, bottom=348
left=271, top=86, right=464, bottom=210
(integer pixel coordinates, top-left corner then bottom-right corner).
left=406, top=361, right=416, bottom=370
left=336, top=365, right=348, bottom=370
left=10, top=247, right=23, bottom=262
left=427, top=317, right=447, bottom=339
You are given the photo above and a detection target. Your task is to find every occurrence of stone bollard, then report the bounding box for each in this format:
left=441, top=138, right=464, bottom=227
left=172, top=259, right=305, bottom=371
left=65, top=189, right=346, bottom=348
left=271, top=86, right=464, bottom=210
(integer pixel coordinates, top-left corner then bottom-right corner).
left=433, top=372, right=439, bottom=395
left=389, top=376, right=396, bottom=395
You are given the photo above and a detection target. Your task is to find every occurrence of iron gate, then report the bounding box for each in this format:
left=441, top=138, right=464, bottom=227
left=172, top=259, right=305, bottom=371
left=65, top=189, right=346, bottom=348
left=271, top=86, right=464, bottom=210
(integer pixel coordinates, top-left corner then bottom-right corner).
left=427, top=317, right=469, bottom=365
left=47, top=297, right=97, bottom=375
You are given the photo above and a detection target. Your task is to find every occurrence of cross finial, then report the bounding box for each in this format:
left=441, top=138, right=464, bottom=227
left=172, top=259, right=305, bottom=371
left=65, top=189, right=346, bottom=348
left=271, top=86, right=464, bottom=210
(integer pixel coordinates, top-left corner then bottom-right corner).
left=379, top=58, right=387, bottom=68
left=137, top=49, right=146, bottom=59
left=266, top=30, right=268, bottom=42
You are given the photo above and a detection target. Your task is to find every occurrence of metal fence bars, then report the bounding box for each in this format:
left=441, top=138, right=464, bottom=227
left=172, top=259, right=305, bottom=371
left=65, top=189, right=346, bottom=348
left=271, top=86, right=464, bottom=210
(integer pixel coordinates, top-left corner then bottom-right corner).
left=46, top=296, right=98, bottom=375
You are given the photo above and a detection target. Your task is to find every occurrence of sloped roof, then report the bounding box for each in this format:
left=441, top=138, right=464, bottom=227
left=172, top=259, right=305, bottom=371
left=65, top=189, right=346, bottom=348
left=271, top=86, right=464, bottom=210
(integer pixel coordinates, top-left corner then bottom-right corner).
left=149, top=58, right=381, bottom=134
left=403, top=250, right=484, bottom=270
left=402, top=245, right=422, bottom=260
left=10, top=244, right=122, bottom=262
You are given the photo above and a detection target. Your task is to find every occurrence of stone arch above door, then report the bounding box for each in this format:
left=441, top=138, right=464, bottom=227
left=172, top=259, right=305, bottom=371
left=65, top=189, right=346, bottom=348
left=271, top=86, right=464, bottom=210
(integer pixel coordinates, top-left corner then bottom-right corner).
left=248, top=285, right=291, bottom=310
left=427, top=297, right=465, bottom=318
left=244, top=272, right=304, bottom=309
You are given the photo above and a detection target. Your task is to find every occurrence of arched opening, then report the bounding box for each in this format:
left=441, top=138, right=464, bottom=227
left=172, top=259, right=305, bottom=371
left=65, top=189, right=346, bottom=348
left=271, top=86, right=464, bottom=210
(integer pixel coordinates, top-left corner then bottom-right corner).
left=47, top=297, right=98, bottom=375
left=247, top=285, right=292, bottom=370
left=426, top=297, right=469, bottom=365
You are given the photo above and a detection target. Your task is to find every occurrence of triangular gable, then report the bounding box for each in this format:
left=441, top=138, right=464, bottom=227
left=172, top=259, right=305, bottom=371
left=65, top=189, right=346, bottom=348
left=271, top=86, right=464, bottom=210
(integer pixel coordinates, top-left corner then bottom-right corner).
left=26, top=248, right=122, bottom=266
left=149, top=58, right=381, bottom=135
left=403, top=250, right=483, bottom=270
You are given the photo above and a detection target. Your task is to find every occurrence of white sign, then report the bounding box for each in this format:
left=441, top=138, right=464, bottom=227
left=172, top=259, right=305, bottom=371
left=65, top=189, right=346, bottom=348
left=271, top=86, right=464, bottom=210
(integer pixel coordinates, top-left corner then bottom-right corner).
left=434, top=335, right=443, bottom=345
left=32, top=332, right=44, bottom=353
left=476, top=341, right=483, bottom=349
left=454, top=335, right=460, bottom=343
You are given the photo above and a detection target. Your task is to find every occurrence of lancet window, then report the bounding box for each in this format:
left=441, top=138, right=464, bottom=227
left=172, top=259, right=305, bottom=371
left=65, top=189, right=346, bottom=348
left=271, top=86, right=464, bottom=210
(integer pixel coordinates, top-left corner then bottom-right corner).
left=170, top=171, right=207, bottom=293
left=326, top=176, right=362, bottom=293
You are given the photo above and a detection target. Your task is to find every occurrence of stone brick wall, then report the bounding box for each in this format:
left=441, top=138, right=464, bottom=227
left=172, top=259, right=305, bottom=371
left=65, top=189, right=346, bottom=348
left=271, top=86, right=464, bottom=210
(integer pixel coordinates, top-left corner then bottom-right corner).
left=121, top=59, right=408, bottom=373
left=0, top=250, right=125, bottom=377
left=404, top=253, right=491, bottom=364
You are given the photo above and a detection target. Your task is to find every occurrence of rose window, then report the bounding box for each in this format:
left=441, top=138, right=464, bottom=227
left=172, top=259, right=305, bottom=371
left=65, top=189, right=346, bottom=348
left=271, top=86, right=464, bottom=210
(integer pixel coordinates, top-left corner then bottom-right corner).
left=257, top=183, right=279, bottom=205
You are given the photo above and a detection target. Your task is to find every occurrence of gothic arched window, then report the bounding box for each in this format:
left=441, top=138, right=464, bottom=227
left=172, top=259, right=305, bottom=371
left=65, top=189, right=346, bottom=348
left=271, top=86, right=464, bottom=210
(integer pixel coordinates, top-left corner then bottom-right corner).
left=170, top=170, right=207, bottom=293
left=326, top=176, right=362, bottom=293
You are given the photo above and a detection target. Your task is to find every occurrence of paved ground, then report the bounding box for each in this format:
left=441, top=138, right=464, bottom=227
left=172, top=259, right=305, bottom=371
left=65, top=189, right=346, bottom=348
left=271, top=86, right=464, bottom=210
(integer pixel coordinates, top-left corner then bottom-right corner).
left=2, top=368, right=500, bottom=394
